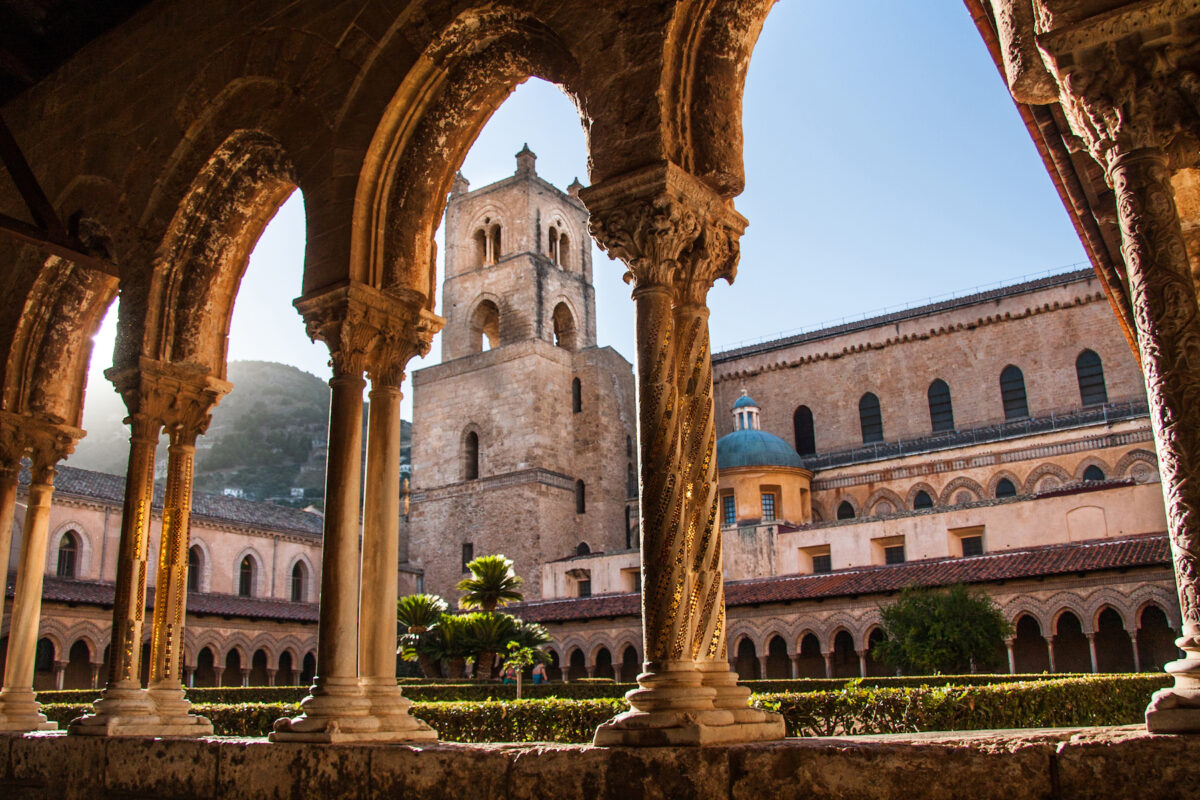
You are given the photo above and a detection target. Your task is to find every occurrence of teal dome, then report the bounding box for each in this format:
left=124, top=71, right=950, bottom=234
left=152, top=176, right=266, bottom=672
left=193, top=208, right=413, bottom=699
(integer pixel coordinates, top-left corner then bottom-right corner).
left=717, top=429, right=805, bottom=469
left=732, top=394, right=758, bottom=410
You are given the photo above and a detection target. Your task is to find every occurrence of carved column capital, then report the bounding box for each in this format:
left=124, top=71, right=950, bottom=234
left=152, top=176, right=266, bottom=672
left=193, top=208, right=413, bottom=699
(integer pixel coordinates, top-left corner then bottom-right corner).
left=1039, top=23, right=1200, bottom=170
left=0, top=409, right=82, bottom=484
left=295, top=282, right=445, bottom=383
left=105, top=358, right=231, bottom=445
left=581, top=163, right=746, bottom=303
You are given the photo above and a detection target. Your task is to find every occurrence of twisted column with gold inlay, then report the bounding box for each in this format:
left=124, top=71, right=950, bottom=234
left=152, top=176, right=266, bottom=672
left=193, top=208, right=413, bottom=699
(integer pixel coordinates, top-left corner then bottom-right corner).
left=0, top=416, right=81, bottom=731
left=71, top=361, right=228, bottom=736
left=582, top=163, right=783, bottom=745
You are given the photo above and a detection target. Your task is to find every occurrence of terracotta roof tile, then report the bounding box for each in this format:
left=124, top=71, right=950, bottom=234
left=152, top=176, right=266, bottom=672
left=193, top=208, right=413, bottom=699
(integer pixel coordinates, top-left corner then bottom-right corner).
left=508, top=532, right=1171, bottom=623
left=25, top=464, right=324, bottom=535
left=5, top=575, right=319, bottom=624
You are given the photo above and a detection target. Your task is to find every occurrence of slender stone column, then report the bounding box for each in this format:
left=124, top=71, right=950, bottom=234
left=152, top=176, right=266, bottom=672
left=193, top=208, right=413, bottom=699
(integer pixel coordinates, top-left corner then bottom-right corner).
left=584, top=163, right=782, bottom=745
left=1046, top=637, right=1057, bottom=673
left=70, top=409, right=161, bottom=734
left=1131, top=633, right=1142, bottom=673
left=266, top=669, right=277, bottom=687
left=1005, top=638, right=1016, bottom=675
left=274, top=283, right=441, bottom=743
left=857, top=650, right=868, bottom=679
left=53, top=662, right=67, bottom=690
left=356, top=300, right=438, bottom=741
left=1087, top=634, right=1099, bottom=674
left=0, top=424, right=77, bottom=731
left=822, top=652, right=833, bottom=679
left=90, top=664, right=101, bottom=690
left=0, top=412, right=24, bottom=627
left=145, top=422, right=212, bottom=733
left=789, top=654, right=800, bottom=679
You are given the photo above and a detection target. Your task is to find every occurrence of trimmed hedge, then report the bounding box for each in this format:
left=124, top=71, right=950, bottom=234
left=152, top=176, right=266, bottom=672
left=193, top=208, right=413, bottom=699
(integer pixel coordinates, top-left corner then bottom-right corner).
left=34, top=673, right=1107, bottom=706
left=38, top=675, right=1170, bottom=742
left=754, top=675, right=1170, bottom=737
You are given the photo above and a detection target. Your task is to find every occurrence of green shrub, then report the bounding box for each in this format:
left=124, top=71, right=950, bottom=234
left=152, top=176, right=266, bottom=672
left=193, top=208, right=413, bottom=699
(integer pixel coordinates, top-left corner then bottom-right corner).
left=39, top=675, right=1169, bottom=743
left=751, top=675, right=1170, bottom=737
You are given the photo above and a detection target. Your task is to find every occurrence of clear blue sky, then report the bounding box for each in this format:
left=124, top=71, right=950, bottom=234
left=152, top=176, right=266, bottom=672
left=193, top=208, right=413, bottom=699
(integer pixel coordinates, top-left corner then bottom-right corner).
left=86, top=0, right=1086, bottom=423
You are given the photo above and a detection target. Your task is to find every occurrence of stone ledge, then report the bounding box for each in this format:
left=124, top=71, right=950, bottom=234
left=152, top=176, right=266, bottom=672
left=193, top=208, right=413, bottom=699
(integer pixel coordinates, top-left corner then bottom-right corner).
left=0, top=726, right=1197, bottom=799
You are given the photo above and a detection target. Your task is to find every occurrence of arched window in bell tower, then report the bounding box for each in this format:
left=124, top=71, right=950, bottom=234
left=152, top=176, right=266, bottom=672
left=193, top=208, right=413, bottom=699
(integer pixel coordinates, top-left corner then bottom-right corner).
left=470, top=299, right=500, bottom=352
left=463, top=430, right=480, bottom=481
left=474, top=229, right=488, bottom=267
left=489, top=224, right=502, bottom=263
left=559, top=231, right=570, bottom=269
left=553, top=303, right=577, bottom=350
left=548, top=225, right=559, bottom=263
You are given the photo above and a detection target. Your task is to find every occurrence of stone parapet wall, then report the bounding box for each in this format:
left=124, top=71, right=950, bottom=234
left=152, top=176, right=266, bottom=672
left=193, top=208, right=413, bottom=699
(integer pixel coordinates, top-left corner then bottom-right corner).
left=1, top=726, right=1198, bottom=799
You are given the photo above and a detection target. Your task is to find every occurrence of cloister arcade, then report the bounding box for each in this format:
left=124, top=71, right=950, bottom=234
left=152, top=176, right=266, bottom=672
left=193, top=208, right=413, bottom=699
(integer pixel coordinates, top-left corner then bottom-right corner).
left=0, top=0, right=1198, bottom=751
left=540, top=588, right=1182, bottom=682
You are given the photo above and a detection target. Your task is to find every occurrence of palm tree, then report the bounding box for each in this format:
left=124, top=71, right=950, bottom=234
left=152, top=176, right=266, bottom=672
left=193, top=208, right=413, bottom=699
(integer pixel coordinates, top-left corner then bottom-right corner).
left=510, top=618, right=552, bottom=655
left=397, top=594, right=448, bottom=677
left=464, top=611, right=520, bottom=680
left=420, top=613, right=475, bottom=678
left=456, top=554, right=524, bottom=612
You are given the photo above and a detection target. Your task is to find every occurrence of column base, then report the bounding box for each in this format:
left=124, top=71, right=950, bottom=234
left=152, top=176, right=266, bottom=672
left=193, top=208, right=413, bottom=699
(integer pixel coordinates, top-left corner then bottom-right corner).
left=1146, top=638, right=1200, bottom=733
left=593, top=659, right=783, bottom=746
left=698, top=659, right=786, bottom=731
left=594, top=711, right=783, bottom=746
left=69, top=684, right=162, bottom=737
left=0, top=689, right=57, bottom=732
left=269, top=677, right=381, bottom=743
left=359, top=678, right=438, bottom=742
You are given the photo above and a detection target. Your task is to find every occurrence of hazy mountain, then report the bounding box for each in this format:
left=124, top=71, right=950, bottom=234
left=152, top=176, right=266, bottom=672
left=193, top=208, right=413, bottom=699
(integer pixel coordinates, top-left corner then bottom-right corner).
left=69, top=361, right=411, bottom=509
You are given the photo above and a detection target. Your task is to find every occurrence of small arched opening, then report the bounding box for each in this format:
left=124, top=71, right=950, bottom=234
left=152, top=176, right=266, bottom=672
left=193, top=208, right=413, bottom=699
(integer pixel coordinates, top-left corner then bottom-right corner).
left=470, top=299, right=501, bottom=352
left=1095, top=608, right=1135, bottom=673
left=300, top=652, right=317, bottom=685
left=463, top=430, right=480, bottom=481
left=56, top=530, right=80, bottom=578
left=567, top=648, right=588, bottom=681
left=554, top=303, right=578, bottom=350
left=64, top=640, right=93, bottom=690
left=795, top=633, right=825, bottom=678
left=1054, top=612, right=1090, bottom=673
left=793, top=405, right=815, bottom=455
left=1013, top=615, right=1049, bottom=673
left=765, top=635, right=791, bottom=679
left=194, top=647, right=217, bottom=687
left=278, top=651, right=295, bottom=685
left=734, top=637, right=758, bottom=681
left=250, top=648, right=271, bottom=686
left=594, top=647, right=614, bottom=681
left=831, top=631, right=858, bottom=678
left=224, top=649, right=243, bottom=687
left=1137, top=605, right=1181, bottom=672
left=621, top=645, right=639, bottom=682
left=1000, top=365, right=1029, bottom=420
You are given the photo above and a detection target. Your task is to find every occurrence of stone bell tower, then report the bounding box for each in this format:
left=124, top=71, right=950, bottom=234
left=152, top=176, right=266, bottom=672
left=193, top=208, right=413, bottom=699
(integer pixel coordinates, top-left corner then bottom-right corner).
left=407, top=146, right=638, bottom=602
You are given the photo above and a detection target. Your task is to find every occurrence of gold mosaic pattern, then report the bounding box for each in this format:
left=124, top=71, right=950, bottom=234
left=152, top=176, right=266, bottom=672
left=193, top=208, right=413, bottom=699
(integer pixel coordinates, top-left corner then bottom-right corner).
left=149, top=434, right=198, bottom=684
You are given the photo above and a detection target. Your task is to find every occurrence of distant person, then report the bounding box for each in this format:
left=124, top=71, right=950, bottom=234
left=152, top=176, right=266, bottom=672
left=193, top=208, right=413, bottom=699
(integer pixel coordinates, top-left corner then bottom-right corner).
left=532, top=662, right=548, bottom=685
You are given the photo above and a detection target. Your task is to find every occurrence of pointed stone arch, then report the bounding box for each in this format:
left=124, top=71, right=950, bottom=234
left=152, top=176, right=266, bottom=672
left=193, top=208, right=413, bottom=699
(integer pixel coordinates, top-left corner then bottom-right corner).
left=1022, top=463, right=1072, bottom=495
left=1073, top=456, right=1113, bottom=483
left=1115, top=449, right=1160, bottom=484
left=905, top=482, right=939, bottom=510
left=938, top=476, right=986, bottom=507
left=864, top=487, right=905, bottom=517
left=986, top=470, right=1024, bottom=499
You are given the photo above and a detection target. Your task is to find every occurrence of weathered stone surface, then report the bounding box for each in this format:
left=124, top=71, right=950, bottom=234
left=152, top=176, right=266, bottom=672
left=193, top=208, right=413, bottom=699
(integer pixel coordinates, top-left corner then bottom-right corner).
left=0, top=727, right=1198, bottom=799
left=104, top=736, right=219, bottom=798
left=728, top=734, right=1056, bottom=800
left=7, top=732, right=104, bottom=800
left=506, top=744, right=731, bottom=800
left=1055, top=727, right=1200, bottom=800
left=368, top=742, right=509, bottom=800
left=216, top=739, right=370, bottom=800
